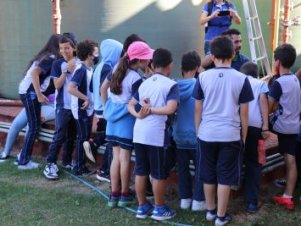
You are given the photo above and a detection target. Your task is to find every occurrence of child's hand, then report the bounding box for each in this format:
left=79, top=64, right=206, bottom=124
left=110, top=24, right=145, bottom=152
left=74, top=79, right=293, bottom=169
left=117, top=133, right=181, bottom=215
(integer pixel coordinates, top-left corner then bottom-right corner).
left=137, top=106, right=151, bottom=119
left=37, top=94, right=49, bottom=104
left=67, top=58, right=76, bottom=73
left=142, top=98, right=151, bottom=108
left=262, top=130, right=271, bottom=139
left=81, top=99, right=89, bottom=110
left=210, top=10, right=220, bottom=19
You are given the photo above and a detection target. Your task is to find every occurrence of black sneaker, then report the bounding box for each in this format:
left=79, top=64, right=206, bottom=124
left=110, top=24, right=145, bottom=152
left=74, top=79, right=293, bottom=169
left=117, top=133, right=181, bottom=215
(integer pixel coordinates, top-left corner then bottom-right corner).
left=0, top=153, right=9, bottom=162
left=96, top=170, right=110, bottom=183
left=73, top=167, right=94, bottom=176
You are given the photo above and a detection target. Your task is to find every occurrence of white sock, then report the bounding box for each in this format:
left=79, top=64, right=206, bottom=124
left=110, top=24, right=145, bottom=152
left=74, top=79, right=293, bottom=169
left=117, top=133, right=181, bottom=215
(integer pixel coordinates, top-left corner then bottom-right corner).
left=282, top=194, right=293, bottom=198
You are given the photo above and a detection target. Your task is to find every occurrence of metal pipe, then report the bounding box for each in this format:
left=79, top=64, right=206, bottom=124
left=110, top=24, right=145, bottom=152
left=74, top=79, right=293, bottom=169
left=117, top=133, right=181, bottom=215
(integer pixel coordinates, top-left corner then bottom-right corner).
left=52, top=0, right=61, bottom=34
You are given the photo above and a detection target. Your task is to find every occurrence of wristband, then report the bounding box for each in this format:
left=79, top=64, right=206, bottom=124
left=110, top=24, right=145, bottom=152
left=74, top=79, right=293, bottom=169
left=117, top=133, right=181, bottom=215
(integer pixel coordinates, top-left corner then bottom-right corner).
left=262, top=129, right=269, bottom=132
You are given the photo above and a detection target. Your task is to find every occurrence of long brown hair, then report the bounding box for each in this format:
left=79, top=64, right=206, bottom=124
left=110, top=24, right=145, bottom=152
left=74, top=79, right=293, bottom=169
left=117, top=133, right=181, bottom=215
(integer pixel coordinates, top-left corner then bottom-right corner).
left=110, top=55, right=138, bottom=95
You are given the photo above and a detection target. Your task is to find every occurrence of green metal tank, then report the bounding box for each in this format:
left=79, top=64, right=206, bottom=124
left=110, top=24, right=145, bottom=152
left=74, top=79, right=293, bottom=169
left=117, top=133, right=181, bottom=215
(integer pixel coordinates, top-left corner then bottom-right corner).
left=0, top=0, right=300, bottom=99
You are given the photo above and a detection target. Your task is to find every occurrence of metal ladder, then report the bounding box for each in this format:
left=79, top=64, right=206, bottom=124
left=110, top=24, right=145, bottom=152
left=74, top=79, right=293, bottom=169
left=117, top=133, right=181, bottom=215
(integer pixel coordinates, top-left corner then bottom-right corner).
left=242, top=0, right=272, bottom=76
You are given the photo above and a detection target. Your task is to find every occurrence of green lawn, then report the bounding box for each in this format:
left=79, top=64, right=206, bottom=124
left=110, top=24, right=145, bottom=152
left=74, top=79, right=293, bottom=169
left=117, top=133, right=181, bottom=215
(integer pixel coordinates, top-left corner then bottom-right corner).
left=1, top=158, right=301, bottom=226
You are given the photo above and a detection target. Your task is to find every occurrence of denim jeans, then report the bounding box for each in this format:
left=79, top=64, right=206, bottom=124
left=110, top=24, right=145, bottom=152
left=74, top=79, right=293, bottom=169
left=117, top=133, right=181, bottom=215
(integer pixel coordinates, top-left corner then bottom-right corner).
left=46, top=108, right=76, bottom=164
left=176, top=148, right=205, bottom=201
left=1, top=104, right=55, bottom=157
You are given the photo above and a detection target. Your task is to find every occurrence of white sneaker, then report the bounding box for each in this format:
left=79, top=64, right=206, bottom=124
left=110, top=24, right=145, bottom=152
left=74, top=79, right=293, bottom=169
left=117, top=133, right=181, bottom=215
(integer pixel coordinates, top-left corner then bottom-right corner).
left=18, top=161, right=40, bottom=170
left=191, top=200, right=206, bottom=211
left=43, top=163, right=58, bottom=179
left=180, top=198, right=192, bottom=209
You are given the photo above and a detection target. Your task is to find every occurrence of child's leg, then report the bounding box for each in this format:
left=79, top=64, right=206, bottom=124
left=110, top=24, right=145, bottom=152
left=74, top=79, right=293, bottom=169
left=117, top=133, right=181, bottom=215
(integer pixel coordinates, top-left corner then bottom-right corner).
left=110, top=145, right=121, bottom=193
left=153, top=179, right=167, bottom=206
left=284, top=153, right=297, bottom=196
left=176, top=149, right=192, bottom=199
left=193, top=147, right=205, bottom=202
left=217, top=184, right=231, bottom=217
left=244, top=127, right=262, bottom=205
left=119, top=148, right=132, bottom=193
left=135, top=175, right=148, bottom=205
left=204, top=184, right=217, bottom=210
left=62, top=115, right=76, bottom=165
left=18, top=94, right=41, bottom=165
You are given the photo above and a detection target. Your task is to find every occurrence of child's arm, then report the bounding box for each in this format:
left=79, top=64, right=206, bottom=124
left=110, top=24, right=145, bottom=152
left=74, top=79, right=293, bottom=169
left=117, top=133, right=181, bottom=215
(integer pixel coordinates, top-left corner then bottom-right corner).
left=259, top=93, right=270, bottom=138
left=31, top=67, right=48, bottom=104
left=68, top=82, right=89, bottom=110
left=128, top=98, right=150, bottom=119
left=101, top=79, right=110, bottom=107
left=54, top=59, right=76, bottom=89
left=240, top=103, right=249, bottom=143
left=150, top=100, right=177, bottom=115
left=195, top=99, right=203, bottom=133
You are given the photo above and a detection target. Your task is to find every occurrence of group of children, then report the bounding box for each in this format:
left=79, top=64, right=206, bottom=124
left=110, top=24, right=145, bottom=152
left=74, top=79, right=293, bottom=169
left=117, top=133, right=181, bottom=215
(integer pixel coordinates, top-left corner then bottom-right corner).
left=0, top=29, right=300, bottom=226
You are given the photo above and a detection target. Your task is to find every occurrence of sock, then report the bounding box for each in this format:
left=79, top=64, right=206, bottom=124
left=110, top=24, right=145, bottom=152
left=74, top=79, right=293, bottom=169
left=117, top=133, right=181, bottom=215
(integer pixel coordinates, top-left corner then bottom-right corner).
left=282, top=194, right=293, bottom=198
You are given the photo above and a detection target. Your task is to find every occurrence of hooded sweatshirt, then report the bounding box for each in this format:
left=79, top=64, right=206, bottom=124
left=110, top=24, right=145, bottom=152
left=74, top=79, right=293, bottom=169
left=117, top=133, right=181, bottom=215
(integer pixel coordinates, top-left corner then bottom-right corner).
left=93, top=39, right=123, bottom=117
left=173, top=78, right=197, bottom=149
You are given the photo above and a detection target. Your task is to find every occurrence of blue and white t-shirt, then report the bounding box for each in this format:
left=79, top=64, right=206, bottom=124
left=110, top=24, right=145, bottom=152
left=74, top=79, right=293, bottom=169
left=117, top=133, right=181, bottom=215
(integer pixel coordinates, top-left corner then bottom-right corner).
left=70, top=63, right=94, bottom=119
left=108, top=69, right=142, bottom=104
left=193, top=67, right=254, bottom=142
left=19, top=55, right=56, bottom=95
left=133, top=73, right=180, bottom=147
left=269, top=74, right=301, bottom=134
left=247, top=76, right=269, bottom=128
left=50, top=58, right=80, bottom=109
left=203, top=0, right=236, bottom=41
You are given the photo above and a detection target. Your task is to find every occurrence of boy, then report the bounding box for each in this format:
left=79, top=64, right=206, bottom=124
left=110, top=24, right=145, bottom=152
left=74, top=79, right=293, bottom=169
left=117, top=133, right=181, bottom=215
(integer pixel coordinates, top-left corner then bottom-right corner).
left=43, top=35, right=78, bottom=179
left=269, top=44, right=301, bottom=210
left=193, top=36, right=253, bottom=225
left=128, top=48, right=179, bottom=221
left=172, top=51, right=205, bottom=211
left=240, top=62, right=269, bottom=213
left=68, top=40, right=99, bottom=175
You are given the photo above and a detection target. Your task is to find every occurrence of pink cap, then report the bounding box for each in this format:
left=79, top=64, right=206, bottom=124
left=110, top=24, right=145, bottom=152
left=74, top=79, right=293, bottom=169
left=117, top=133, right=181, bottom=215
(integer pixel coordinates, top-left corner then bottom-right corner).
left=127, top=41, right=154, bottom=61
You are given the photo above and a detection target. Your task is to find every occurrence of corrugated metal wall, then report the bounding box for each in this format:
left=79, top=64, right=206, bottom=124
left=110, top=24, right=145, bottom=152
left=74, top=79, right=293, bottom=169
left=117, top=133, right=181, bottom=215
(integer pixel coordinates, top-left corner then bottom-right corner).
left=0, top=0, right=300, bottom=99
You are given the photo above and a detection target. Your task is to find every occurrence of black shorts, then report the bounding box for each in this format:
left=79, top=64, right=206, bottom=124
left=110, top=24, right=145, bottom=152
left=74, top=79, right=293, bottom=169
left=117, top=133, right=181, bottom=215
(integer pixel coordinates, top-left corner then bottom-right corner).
left=198, top=139, right=243, bottom=186
left=134, top=143, right=170, bottom=180
left=277, top=133, right=298, bottom=156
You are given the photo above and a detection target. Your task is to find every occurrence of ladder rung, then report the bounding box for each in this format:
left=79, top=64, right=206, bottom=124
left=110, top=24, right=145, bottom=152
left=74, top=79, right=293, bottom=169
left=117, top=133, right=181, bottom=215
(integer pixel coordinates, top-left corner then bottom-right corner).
left=250, top=16, right=259, bottom=20
left=250, top=35, right=263, bottom=41
left=254, top=56, right=267, bottom=61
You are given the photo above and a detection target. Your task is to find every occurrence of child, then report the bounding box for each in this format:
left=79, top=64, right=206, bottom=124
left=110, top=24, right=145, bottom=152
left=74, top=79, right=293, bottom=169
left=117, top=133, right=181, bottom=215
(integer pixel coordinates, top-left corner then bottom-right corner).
left=43, top=34, right=78, bottom=179
left=172, top=51, right=205, bottom=211
left=18, top=34, right=61, bottom=170
left=128, top=48, right=179, bottom=221
left=105, top=41, right=153, bottom=208
left=240, top=62, right=270, bottom=213
left=269, top=44, right=301, bottom=210
left=83, top=39, right=123, bottom=183
left=68, top=40, right=99, bottom=175
left=193, top=36, right=253, bottom=225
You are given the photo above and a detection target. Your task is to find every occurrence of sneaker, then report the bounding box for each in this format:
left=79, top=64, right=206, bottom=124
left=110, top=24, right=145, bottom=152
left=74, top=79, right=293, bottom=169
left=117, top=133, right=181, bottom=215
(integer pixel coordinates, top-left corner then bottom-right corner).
left=118, top=194, right=135, bottom=207
left=62, top=163, right=74, bottom=170
left=72, top=167, right=93, bottom=176
left=206, top=209, right=217, bottom=221
left=0, top=153, right=9, bottom=162
left=18, top=161, right=39, bottom=170
left=96, top=170, right=110, bottom=183
left=246, top=202, right=258, bottom=213
left=180, top=198, right=192, bottom=210
left=191, top=200, right=206, bottom=211
left=136, top=202, right=154, bottom=219
left=151, top=205, right=176, bottom=221
left=43, top=163, right=59, bottom=180
left=215, top=213, right=232, bottom=226
left=108, top=195, right=119, bottom=208
left=83, top=141, right=96, bottom=163
left=273, top=179, right=286, bottom=188
left=272, top=195, right=295, bottom=210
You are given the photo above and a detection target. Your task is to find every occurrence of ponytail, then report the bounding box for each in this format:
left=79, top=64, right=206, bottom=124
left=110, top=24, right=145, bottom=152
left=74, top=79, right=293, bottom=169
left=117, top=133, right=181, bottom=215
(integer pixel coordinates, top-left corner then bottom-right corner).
left=110, top=55, right=129, bottom=95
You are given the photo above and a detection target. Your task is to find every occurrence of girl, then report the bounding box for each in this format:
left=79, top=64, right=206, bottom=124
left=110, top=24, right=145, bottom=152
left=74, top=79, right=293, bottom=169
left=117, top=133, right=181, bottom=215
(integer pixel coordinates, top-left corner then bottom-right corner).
left=105, top=41, right=153, bottom=208
left=18, top=34, right=61, bottom=170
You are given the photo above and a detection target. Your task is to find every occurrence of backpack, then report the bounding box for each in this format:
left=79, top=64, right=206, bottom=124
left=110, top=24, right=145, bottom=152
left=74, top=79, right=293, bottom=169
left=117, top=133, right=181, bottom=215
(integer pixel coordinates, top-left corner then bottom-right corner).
left=205, top=0, right=233, bottom=33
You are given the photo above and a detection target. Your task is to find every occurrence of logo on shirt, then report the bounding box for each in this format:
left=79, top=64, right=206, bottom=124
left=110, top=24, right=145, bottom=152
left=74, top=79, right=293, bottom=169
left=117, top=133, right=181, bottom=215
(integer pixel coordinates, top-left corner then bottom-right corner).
left=218, top=73, right=224, bottom=78
left=153, top=76, right=157, bottom=81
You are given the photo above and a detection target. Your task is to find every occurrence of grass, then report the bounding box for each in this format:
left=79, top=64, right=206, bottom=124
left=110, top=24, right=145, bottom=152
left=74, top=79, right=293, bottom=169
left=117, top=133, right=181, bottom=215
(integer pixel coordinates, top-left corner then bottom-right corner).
left=1, top=158, right=301, bottom=226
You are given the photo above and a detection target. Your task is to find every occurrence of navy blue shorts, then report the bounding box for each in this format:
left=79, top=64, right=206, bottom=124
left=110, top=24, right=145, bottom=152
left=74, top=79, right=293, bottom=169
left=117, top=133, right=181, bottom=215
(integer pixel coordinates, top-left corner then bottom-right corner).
left=198, top=139, right=243, bottom=186
left=106, top=135, right=133, bottom=151
left=134, top=143, right=169, bottom=180
left=277, top=133, right=298, bottom=156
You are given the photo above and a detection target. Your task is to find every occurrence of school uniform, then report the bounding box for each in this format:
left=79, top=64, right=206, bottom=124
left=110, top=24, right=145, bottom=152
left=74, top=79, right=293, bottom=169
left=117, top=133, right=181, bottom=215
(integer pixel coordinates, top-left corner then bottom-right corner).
left=193, top=67, right=254, bottom=186
left=133, top=73, right=180, bottom=180
left=46, top=58, right=78, bottom=165
left=18, top=55, right=56, bottom=165
left=269, top=73, right=301, bottom=156
left=244, top=76, right=269, bottom=204
left=105, top=69, right=143, bottom=151
left=70, top=63, right=94, bottom=172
